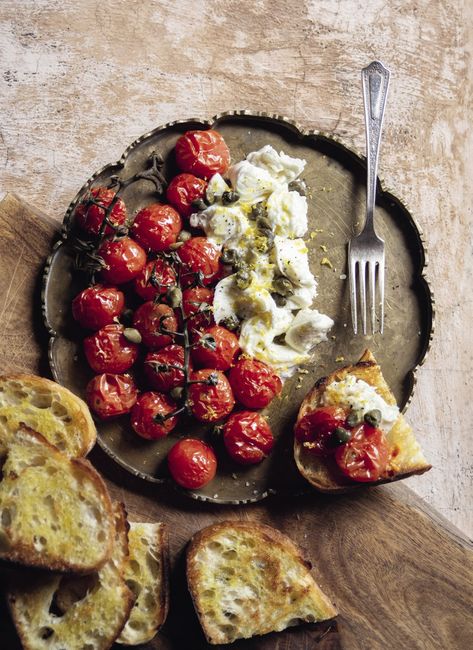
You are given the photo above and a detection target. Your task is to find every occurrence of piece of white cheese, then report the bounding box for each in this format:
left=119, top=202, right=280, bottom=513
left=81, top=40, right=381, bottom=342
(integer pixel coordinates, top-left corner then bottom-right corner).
left=266, top=188, right=308, bottom=238
left=226, top=160, right=276, bottom=204
left=285, top=308, right=334, bottom=353
left=273, top=236, right=314, bottom=286
left=246, top=145, right=306, bottom=184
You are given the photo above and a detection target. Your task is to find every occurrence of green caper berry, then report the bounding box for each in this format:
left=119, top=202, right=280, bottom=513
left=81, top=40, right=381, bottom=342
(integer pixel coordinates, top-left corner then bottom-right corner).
left=250, top=203, right=266, bottom=220
left=222, top=190, right=239, bottom=205
left=364, top=409, right=382, bottom=427
left=346, top=410, right=363, bottom=427
left=191, top=198, right=207, bottom=211
left=177, top=230, right=192, bottom=242
left=123, top=327, right=142, bottom=344
left=333, top=427, right=352, bottom=444
left=260, top=228, right=275, bottom=247
left=288, top=179, right=307, bottom=196
left=235, top=270, right=251, bottom=290
left=256, top=217, right=272, bottom=231
left=221, top=315, right=240, bottom=331
left=271, top=292, right=287, bottom=307
left=167, top=286, right=183, bottom=308
left=169, top=241, right=184, bottom=251
left=220, top=248, right=239, bottom=266
left=273, top=276, right=294, bottom=297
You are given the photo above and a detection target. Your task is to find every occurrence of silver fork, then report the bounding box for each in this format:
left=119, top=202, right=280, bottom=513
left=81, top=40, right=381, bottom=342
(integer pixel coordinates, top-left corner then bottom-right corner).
left=348, top=60, right=390, bottom=335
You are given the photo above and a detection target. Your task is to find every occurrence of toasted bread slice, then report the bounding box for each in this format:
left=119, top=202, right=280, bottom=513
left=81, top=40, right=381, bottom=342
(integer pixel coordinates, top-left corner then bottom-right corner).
left=117, top=522, right=169, bottom=645
left=187, top=521, right=337, bottom=645
left=8, top=502, right=134, bottom=650
left=294, top=349, right=431, bottom=492
left=0, top=374, right=96, bottom=458
left=0, top=426, right=114, bottom=572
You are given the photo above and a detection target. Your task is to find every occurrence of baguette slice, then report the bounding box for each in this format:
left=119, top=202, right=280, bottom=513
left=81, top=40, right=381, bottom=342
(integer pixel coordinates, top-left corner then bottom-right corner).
left=187, top=521, right=337, bottom=645
left=8, top=502, right=134, bottom=650
left=0, top=426, right=114, bottom=572
left=294, top=349, right=431, bottom=492
left=0, top=374, right=96, bottom=458
left=117, top=522, right=169, bottom=645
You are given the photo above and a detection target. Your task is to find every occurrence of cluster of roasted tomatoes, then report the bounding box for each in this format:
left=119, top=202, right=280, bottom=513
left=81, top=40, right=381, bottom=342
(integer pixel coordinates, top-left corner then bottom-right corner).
left=72, top=130, right=282, bottom=490
left=295, top=406, right=391, bottom=482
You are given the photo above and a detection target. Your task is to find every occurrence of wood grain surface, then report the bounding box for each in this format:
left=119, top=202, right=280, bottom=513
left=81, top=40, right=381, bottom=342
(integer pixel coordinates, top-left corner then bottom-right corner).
left=0, top=194, right=472, bottom=650
left=0, top=0, right=471, bottom=536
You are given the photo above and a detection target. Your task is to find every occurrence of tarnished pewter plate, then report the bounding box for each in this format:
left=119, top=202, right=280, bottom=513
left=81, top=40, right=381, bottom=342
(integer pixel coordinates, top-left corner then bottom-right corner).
left=42, top=112, right=434, bottom=504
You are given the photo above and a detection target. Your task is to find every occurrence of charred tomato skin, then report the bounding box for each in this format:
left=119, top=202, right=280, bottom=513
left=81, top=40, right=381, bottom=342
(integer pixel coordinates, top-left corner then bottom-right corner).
left=191, top=325, right=240, bottom=371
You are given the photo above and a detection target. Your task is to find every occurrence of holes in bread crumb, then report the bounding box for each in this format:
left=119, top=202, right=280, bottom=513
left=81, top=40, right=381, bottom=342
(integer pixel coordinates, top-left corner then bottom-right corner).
left=1, top=507, right=13, bottom=527
left=97, top=530, right=106, bottom=542
left=202, top=589, right=215, bottom=599
left=140, top=536, right=149, bottom=546
left=126, top=579, right=142, bottom=599
left=46, top=466, right=58, bottom=476
left=146, top=552, right=160, bottom=578
left=30, top=393, right=53, bottom=409
left=33, top=535, right=47, bottom=551
left=142, top=591, right=156, bottom=611
left=217, top=624, right=236, bottom=638
left=51, top=401, right=68, bottom=418
left=128, top=619, right=146, bottom=631
left=128, top=559, right=141, bottom=575
left=208, top=541, right=223, bottom=551
left=38, top=626, right=54, bottom=640
left=222, top=549, right=237, bottom=560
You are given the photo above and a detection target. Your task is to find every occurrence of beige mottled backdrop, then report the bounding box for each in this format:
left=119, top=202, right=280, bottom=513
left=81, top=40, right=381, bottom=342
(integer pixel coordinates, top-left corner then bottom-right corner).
left=0, top=0, right=472, bottom=536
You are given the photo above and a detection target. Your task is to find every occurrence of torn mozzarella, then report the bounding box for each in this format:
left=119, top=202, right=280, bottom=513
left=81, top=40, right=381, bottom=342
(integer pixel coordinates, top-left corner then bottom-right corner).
left=285, top=309, right=334, bottom=353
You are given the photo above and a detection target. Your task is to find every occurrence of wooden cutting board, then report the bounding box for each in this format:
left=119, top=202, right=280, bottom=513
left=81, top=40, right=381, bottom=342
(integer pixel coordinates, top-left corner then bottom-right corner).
left=1, top=193, right=472, bottom=650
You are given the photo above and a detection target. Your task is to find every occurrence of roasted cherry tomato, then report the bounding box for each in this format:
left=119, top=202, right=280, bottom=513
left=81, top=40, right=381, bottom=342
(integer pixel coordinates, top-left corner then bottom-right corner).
left=188, top=369, right=235, bottom=423
left=130, top=391, right=178, bottom=439
left=134, top=258, right=176, bottom=301
left=132, top=301, right=178, bottom=349
left=131, top=203, right=182, bottom=252
left=175, top=130, right=230, bottom=179
left=182, top=286, right=214, bottom=332
left=335, top=424, right=390, bottom=482
left=75, top=186, right=127, bottom=236
left=223, top=411, right=274, bottom=465
left=177, top=237, right=221, bottom=288
left=191, top=325, right=239, bottom=371
left=85, top=373, right=137, bottom=419
left=294, top=406, right=348, bottom=450
left=166, top=173, right=207, bottom=218
left=99, top=237, right=146, bottom=284
left=72, top=285, right=124, bottom=330
left=83, top=324, right=139, bottom=374
left=144, top=345, right=191, bottom=392
left=167, top=438, right=217, bottom=489
left=228, top=356, right=282, bottom=409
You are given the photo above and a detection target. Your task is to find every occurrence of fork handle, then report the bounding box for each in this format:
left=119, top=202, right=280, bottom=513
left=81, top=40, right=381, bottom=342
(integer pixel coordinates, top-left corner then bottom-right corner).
left=362, top=61, right=390, bottom=233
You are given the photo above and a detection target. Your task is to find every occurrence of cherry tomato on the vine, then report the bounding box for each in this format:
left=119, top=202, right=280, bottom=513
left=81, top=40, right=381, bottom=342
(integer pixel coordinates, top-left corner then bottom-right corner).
left=223, top=411, right=274, bottom=465
left=191, top=325, right=239, bottom=371
left=134, top=258, right=176, bottom=301
left=228, top=356, right=282, bottom=409
left=144, top=345, right=190, bottom=393
left=72, top=285, right=124, bottom=330
left=130, top=391, right=178, bottom=440
left=132, top=301, right=178, bottom=349
left=335, top=424, right=390, bottom=482
left=85, top=373, right=138, bottom=419
left=175, top=130, right=230, bottom=179
left=294, top=406, right=348, bottom=450
left=166, top=173, right=207, bottom=218
left=167, top=438, right=217, bottom=489
left=131, top=203, right=182, bottom=252
left=188, top=369, right=235, bottom=423
left=177, top=237, right=221, bottom=288
left=83, top=324, right=139, bottom=374
left=75, top=186, right=127, bottom=237
left=99, top=237, right=146, bottom=285
left=182, top=286, right=214, bottom=332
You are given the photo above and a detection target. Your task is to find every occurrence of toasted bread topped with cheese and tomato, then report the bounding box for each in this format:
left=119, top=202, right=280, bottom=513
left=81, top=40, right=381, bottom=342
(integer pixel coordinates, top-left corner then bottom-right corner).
left=294, top=349, right=431, bottom=492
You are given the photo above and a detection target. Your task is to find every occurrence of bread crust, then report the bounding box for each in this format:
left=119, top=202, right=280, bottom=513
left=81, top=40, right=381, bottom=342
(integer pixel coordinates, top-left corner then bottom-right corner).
left=0, top=374, right=96, bottom=457
left=294, top=349, right=431, bottom=493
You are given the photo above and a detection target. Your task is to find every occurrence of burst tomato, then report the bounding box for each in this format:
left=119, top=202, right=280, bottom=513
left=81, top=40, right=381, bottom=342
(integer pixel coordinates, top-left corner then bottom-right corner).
left=130, top=391, right=178, bottom=440
left=131, top=203, right=182, bottom=252
left=75, top=186, right=127, bottom=236
left=132, top=301, right=178, bottom=349
left=72, top=285, right=124, bottom=330
left=182, top=286, right=214, bottom=332
left=191, top=325, right=239, bottom=371
left=85, top=373, right=137, bottom=419
left=177, top=237, right=221, bottom=288
left=223, top=411, right=274, bottom=465
left=228, top=357, right=282, bottom=409
left=144, top=345, right=190, bottom=392
left=134, top=258, right=176, bottom=301
left=294, top=406, right=348, bottom=450
left=335, top=424, right=390, bottom=482
left=99, top=237, right=146, bottom=284
left=188, top=369, right=235, bottom=423
left=166, top=173, right=207, bottom=218
left=83, top=324, right=139, bottom=374
left=175, top=130, right=230, bottom=179
left=167, top=438, right=217, bottom=489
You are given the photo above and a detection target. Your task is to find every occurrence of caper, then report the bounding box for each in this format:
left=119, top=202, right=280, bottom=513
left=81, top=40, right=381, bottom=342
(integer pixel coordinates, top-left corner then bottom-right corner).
left=260, top=228, right=275, bottom=248
left=222, top=190, right=239, bottom=205
left=123, top=328, right=142, bottom=344
left=346, top=409, right=363, bottom=428
left=221, top=315, right=240, bottom=331
left=364, top=409, right=382, bottom=427
left=272, top=276, right=294, bottom=297
left=167, top=286, right=182, bottom=308
left=177, top=229, right=192, bottom=242
left=220, top=247, right=240, bottom=266
left=170, top=387, right=183, bottom=400
left=271, top=292, right=287, bottom=307
left=288, top=179, right=307, bottom=196
left=169, top=241, right=184, bottom=250
left=332, top=427, right=352, bottom=445
left=256, top=216, right=272, bottom=231
left=250, top=203, right=266, bottom=220
left=235, top=269, right=251, bottom=290
left=191, top=198, right=207, bottom=211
